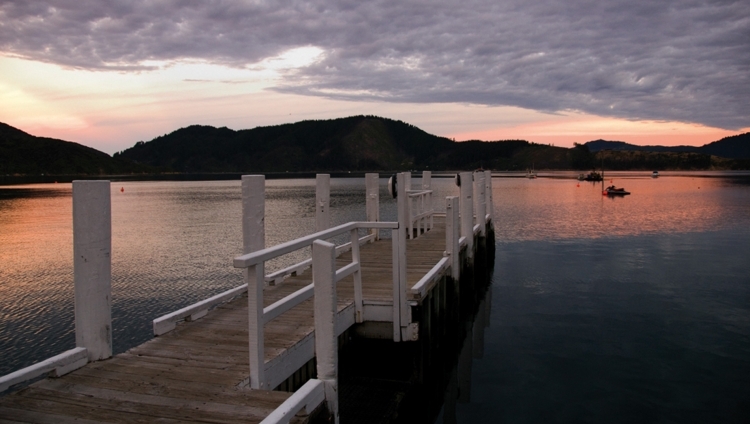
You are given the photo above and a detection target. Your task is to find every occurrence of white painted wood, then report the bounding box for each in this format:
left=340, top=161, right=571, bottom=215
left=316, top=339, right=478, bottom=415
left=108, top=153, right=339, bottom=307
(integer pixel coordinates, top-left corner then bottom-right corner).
left=242, top=175, right=265, bottom=254
left=0, top=347, right=88, bottom=393
left=422, top=171, right=433, bottom=230
left=334, top=261, right=359, bottom=283
left=396, top=174, right=409, bottom=340
left=349, top=229, right=364, bottom=323
left=264, top=332, right=315, bottom=389
left=72, top=180, right=112, bottom=361
left=153, top=284, right=248, bottom=335
left=263, top=283, right=314, bottom=324
left=391, top=230, right=402, bottom=342
left=363, top=303, right=395, bottom=322
left=474, top=172, right=486, bottom=236
left=247, top=263, right=266, bottom=389
left=409, top=257, right=450, bottom=300
left=365, top=173, right=380, bottom=239
left=260, top=379, right=326, bottom=424
left=261, top=303, right=355, bottom=390
left=312, top=240, right=339, bottom=424
left=484, top=170, right=493, bottom=222
left=459, top=172, right=474, bottom=259
left=315, top=174, right=330, bottom=232
left=263, top=233, right=375, bottom=284
left=446, top=196, right=460, bottom=280
left=234, top=222, right=397, bottom=268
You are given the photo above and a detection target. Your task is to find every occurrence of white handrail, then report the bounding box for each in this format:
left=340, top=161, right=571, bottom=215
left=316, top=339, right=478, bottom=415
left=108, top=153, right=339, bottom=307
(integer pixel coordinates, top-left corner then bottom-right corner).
left=234, top=222, right=397, bottom=268
left=405, top=189, right=434, bottom=239
left=235, top=221, right=402, bottom=391
left=260, top=377, right=326, bottom=424
left=265, top=233, right=376, bottom=285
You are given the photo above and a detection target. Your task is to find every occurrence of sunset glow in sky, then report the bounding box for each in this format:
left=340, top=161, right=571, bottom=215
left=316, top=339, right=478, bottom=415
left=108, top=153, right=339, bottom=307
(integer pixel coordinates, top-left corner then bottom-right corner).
left=1, top=1, right=748, bottom=155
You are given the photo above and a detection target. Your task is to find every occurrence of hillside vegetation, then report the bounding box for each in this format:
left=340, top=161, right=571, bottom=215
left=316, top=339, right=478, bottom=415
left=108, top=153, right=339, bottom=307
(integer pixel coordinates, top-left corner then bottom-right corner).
left=0, top=123, right=151, bottom=175
left=2, top=116, right=748, bottom=176
left=117, top=116, right=583, bottom=172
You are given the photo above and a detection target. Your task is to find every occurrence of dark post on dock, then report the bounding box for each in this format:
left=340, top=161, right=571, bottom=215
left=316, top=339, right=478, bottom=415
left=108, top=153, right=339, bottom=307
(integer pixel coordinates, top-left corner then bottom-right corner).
left=0, top=171, right=496, bottom=424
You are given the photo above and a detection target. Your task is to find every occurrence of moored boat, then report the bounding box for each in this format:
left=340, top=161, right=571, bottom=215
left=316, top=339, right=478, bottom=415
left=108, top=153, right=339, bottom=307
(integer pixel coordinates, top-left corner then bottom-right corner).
left=652, top=171, right=659, bottom=178
left=603, top=185, right=630, bottom=196
left=583, top=171, right=603, bottom=181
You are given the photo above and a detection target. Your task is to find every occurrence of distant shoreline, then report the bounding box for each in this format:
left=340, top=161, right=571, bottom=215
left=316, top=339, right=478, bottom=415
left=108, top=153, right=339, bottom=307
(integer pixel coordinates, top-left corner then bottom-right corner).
left=3, top=170, right=750, bottom=186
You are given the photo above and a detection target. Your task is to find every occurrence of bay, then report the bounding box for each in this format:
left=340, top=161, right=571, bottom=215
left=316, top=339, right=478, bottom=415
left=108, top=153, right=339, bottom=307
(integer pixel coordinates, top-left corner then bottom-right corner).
left=1, top=172, right=749, bottom=422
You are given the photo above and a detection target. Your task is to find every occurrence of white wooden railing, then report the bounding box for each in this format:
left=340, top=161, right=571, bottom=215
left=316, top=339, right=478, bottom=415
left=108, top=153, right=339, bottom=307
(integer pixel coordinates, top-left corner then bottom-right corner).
left=406, top=189, right=434, bottom=239
left=232, top=221, right=402, bottom=392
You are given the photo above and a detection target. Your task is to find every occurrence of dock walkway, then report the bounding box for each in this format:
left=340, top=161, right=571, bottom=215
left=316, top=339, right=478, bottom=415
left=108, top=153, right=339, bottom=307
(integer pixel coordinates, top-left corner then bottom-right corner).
left=0, top=171, right=493, bottom=423
left=0, top=220, right=448, bottom=423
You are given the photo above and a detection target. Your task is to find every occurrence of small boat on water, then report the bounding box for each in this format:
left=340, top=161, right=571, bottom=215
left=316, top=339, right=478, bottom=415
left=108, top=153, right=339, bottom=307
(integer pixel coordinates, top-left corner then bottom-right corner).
left=652, top=171, right=659, bottom=178
left=603, top=185, right=630, bottom=196
left=526, top=169, right=537, bottom=179
left=583, top=170, right=603, bottom=181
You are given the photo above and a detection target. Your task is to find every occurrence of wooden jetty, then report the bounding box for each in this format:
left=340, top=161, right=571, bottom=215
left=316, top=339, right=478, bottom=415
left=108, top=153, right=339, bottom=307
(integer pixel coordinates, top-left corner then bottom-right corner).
left=0, top=171, right=495, bottom=423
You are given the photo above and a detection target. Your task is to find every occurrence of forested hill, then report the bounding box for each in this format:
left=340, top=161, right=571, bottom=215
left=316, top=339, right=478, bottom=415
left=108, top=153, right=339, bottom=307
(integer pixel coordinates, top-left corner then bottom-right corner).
left=117, top=115, right=572, bottom=172
left=4, top=116, right=748, bottom=176
left=0, top=122, right=151, bottom=175
left=585, top=132, right=750, bottom=159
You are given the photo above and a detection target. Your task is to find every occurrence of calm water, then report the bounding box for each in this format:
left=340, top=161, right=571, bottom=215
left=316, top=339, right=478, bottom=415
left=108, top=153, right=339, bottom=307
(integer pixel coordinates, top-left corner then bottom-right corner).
left=2, top=173, right=749, bottom=422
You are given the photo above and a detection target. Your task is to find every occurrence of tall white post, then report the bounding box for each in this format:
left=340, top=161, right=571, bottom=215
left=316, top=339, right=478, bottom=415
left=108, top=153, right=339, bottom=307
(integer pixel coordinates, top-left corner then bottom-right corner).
left=474, top=172, right=486, bottom=237
left=422, top=170, right=433, bottom=230
left=484, top=170, right=493, bottom=223
left=445, top=196, right=460, bottom=281
left=243, top=175, right=265, bottom=254
left=396, top=173, right=409, bottom=337
left=73, top=180, right=112, bottom=361
left=459, top=172, right=474, bottom=259
left=365, top=173, right=380, bottom=239
left=316, top=174, right=331, bottom=233
left=313, top=240, right=339, bottom=424
left=242, top=175, right=266, bottom=389
left=403, top=172, right=413, bottom=239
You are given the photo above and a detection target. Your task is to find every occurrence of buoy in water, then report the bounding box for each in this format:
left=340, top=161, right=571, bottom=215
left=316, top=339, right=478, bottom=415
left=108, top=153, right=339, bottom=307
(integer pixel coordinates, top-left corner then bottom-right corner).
left=120, top=187, right=124, bottom=193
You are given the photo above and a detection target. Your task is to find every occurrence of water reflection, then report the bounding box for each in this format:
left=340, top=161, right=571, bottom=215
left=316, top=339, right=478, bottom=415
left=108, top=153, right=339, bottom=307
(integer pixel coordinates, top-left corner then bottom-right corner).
left=493, top=174, right=750, bottom=241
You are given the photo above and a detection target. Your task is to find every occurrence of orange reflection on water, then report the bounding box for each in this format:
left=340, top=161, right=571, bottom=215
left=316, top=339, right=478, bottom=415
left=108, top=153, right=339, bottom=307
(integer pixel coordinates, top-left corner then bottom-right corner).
left=492, top=174, right=746, bottom=242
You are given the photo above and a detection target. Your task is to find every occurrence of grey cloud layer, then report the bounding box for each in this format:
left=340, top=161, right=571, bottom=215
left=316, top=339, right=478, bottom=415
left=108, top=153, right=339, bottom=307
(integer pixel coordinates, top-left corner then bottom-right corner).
left=2, top=0, right=748, bottom=129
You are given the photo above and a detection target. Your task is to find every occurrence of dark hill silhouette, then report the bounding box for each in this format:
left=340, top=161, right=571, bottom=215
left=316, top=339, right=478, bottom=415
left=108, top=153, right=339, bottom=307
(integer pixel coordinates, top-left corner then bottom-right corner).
left=585, top=132, right=750, bottom=159
left=0, top=122, right=151, bottom=175
left=3, top=117, right=748, bottom=176
left=117, top=115, right=569, bottom=172
left=698, top=133, right=750, bottom=159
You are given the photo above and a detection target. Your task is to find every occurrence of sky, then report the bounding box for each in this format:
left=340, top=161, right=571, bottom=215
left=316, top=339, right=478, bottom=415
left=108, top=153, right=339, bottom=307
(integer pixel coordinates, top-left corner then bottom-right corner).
left=1, top=0, right=749, bottom=155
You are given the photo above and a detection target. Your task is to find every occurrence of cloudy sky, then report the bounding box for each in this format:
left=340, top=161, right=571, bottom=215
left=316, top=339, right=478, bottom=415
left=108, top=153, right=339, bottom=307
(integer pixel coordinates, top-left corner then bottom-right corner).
left=1, top=0, right=748, bottom=154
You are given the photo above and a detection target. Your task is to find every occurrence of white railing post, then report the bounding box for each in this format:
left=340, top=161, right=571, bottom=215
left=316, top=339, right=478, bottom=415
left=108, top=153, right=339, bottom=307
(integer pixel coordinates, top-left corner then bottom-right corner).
left=246, top=264, right=265, bottom=389
left=365, top=173, right=380, bottom=240
left=446, top=196, right=460, bottom=281
left=396, top=173, right=409, bottom=340
left=422, top=171, right=433, bottom=230
left=484, top=170, right=493, bottom=223
left=391, top=228, right=402, bottom=341
left=316, top=174, right=331, bottom=232
left=403, top=172, right=413, bottom=239
left=73, top=180, right=113, bottom=361
left=243, top=175, right=266, bottom=389
left=459, top=172, right=474, bottom=259
left=350, top=229, right=363, bottom=323
left=474, top=172, right=486, bottom=237
left=312, top=240, right=339, bottom=424
left=243, top=175, right=265, bottom=254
